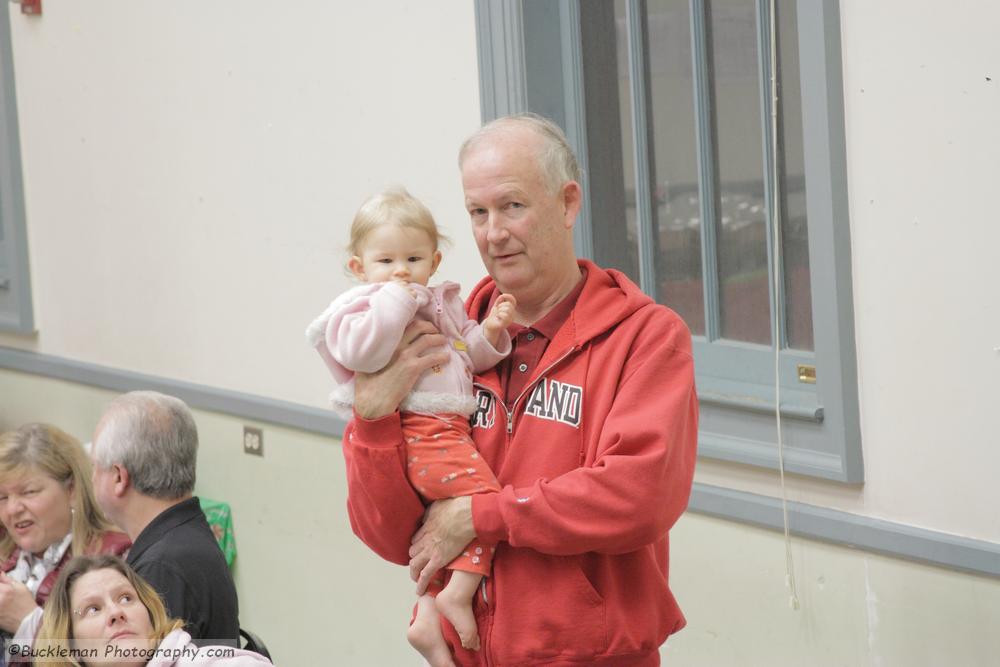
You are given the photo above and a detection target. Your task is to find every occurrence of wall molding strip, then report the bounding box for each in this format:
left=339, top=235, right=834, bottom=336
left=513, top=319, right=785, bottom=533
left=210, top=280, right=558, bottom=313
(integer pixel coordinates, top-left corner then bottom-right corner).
left=3, top=345, right=997, bottom=579
left=689, top=483, right=1000, bottom=579
left=0, top=346, right=347, bottom=436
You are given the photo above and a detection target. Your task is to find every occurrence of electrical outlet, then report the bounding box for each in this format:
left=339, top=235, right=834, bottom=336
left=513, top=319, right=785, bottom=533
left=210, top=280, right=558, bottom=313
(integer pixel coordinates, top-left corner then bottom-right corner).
left=243, top=426, right=263, bottom=457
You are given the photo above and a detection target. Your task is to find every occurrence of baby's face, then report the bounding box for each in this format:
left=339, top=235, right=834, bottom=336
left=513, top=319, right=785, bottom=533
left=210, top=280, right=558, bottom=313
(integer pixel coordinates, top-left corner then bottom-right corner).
left=350, top=225, right=441, bottom=286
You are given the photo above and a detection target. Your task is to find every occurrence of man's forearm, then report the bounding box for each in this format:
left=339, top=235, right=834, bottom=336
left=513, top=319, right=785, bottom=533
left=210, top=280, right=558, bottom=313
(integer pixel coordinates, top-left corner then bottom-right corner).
left=470, top=431, right=694, bottom=556
left=343, top=414, right=426, bottom=564
left=408, top=495, right=477, bottom=593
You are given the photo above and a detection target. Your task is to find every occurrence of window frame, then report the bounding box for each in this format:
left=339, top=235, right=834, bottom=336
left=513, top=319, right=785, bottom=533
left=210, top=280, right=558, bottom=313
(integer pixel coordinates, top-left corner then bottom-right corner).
left=473, top=0, right=862, bottom=482
left=0, top=5, right=33, bottom=334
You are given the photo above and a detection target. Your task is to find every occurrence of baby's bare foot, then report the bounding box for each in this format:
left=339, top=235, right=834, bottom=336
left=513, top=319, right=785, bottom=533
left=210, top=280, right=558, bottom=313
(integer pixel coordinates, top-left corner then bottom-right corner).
left=408, top=595, right=456, bottom=667
left=436, top=583, right=480, bottom=651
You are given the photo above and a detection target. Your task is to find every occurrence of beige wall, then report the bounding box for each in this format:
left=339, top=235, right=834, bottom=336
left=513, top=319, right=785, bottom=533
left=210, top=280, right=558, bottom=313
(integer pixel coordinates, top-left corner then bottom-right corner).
left=666, top=514, right=1000, bottom=667
left=1, top=0, right=999, bottom=664
left=5, top=371, right=1000, bottom=667
left=0, top=0, right=486, bottom=408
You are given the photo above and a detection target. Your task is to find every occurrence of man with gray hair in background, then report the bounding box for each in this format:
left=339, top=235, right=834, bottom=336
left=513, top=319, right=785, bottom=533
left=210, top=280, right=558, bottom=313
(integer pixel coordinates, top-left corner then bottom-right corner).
left=91, top=390, right=240, bottom=645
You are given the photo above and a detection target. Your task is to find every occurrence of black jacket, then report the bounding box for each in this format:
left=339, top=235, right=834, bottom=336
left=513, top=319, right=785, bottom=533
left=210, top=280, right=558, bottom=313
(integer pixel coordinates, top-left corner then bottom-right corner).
left=128, top=497, right=240, bottom=644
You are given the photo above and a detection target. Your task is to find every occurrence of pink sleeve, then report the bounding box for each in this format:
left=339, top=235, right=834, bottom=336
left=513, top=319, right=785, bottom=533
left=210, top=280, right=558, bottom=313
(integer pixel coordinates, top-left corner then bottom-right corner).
left=440, top=288, right=511, bottom=373
left=326, top=282, right=426, bottom=373
left=471, top=311, right=698, bottom=555
left=461, top=318, right=512, bottom=373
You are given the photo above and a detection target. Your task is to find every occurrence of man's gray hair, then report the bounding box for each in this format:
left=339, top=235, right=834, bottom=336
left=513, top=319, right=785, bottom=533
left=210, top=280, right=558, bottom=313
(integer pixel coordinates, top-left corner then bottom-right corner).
left=458, top=112, right=582, bottom=194
left=93, top=391, right=197, bottom=499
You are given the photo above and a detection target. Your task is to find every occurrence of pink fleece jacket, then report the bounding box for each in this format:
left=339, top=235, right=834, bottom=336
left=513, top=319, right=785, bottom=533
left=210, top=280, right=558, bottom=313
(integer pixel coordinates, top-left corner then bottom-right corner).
left=306, top=281, right=511, bottom=416
left=147, top=629, right=272, bottom=666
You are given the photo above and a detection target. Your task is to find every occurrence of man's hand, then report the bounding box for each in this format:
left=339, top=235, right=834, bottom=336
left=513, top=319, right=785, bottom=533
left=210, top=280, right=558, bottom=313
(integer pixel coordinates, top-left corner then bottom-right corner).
left=354, top=320, right=449, bottom=419
left=0, top=571, right=40, bottom=633
left=409, top=496, right=475, bottom=595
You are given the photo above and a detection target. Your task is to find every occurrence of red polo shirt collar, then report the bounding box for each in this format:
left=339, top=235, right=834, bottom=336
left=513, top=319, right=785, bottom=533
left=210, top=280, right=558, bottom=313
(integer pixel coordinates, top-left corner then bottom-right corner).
left=488, top=268, right=587, bottom=403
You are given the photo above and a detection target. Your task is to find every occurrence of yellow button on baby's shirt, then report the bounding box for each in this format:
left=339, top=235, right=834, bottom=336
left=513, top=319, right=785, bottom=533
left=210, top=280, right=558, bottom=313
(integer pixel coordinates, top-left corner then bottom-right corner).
left=453, top=340, right=468, bottom=352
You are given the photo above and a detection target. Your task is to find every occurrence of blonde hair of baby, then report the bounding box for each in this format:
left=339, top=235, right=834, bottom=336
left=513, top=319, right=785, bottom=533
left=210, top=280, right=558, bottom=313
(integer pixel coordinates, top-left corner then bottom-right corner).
left=348, top=187, right=450, bottom=257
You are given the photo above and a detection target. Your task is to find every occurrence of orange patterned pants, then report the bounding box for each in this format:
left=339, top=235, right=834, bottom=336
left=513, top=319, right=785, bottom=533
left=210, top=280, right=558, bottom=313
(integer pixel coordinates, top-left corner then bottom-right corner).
left=402, top=412, right=501, bottom=577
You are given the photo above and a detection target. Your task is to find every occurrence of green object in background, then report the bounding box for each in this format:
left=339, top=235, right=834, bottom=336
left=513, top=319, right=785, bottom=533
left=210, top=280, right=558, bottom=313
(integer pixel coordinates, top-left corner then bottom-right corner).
left=199, top=497, right=236, bottom=567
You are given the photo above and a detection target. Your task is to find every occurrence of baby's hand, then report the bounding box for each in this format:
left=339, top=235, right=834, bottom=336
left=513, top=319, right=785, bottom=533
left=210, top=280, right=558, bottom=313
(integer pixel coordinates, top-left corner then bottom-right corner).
left=392, top=277, right=417, bottom=298
left=488, top=294, right=517, bottom=329
left=482, top=294, right=516, bottom=349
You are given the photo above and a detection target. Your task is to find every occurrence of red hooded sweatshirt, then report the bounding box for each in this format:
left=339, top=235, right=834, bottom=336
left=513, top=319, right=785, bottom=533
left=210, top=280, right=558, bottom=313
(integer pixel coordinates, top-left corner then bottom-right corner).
left=343, top=259, right=699, bottom=666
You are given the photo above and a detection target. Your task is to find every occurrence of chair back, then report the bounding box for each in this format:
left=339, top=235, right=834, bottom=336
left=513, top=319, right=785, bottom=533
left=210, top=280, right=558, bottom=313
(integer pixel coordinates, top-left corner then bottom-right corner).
left=239, top=627, right=271, bottom=660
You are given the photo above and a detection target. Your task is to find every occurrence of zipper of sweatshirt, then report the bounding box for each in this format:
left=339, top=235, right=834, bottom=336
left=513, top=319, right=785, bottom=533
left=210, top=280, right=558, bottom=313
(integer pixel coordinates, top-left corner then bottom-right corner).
left=479, top=576, right=494, bottom=666
left=482, top=586, right=495, bottom=667
left=505, top=345, right=578, bottom=435
left=474, top=345, right=578, bottom=438
left=474, top=346, right=577, bottom=667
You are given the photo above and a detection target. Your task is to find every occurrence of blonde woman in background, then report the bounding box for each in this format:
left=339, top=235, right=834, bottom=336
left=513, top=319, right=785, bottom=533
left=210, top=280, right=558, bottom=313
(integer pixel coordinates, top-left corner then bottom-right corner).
left=0, top=423, right=130, bottom=642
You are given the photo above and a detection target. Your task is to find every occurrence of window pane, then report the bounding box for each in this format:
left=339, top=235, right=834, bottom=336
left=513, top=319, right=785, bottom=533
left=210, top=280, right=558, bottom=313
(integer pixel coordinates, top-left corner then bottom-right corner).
left=710, top=0, right=771, bottom=345
left=646, top=0, right=705, bottom=335
left=604, top=0, right=641, bottom=287
left=776, top=0, right=813, bottom=350
left=604, top=0, right=810, bottom=348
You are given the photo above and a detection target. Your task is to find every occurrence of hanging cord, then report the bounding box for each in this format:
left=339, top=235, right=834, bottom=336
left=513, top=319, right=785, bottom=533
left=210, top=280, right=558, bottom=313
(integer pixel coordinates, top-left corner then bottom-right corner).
left=768, top=0, right=800, bottom=612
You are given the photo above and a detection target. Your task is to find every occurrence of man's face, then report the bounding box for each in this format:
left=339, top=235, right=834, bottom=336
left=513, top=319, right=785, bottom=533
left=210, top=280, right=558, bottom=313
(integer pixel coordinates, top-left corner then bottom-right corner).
left=462, top=129, right=575, bottom=295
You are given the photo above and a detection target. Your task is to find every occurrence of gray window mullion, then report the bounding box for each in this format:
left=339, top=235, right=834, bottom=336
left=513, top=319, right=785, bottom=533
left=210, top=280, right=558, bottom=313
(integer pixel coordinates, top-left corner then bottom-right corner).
left=559, top=1, right=594, bottom=261
left=624, top=0, right=656, bottom=297
left=795, top=0, right=863, bottom=481
left=755, top=0, right=786, bottom=349
left=688, top=0, right=720, bottom=341
left=0, top=3, right=34, bottom=333
left=473, top=0, right=528, bottom=121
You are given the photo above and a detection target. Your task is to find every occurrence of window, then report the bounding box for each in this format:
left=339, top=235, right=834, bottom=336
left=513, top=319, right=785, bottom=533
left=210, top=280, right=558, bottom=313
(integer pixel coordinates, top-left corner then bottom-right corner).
left=0, top=5, right=33, bottom=333
left=475, top=0, right=861, bottom=482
